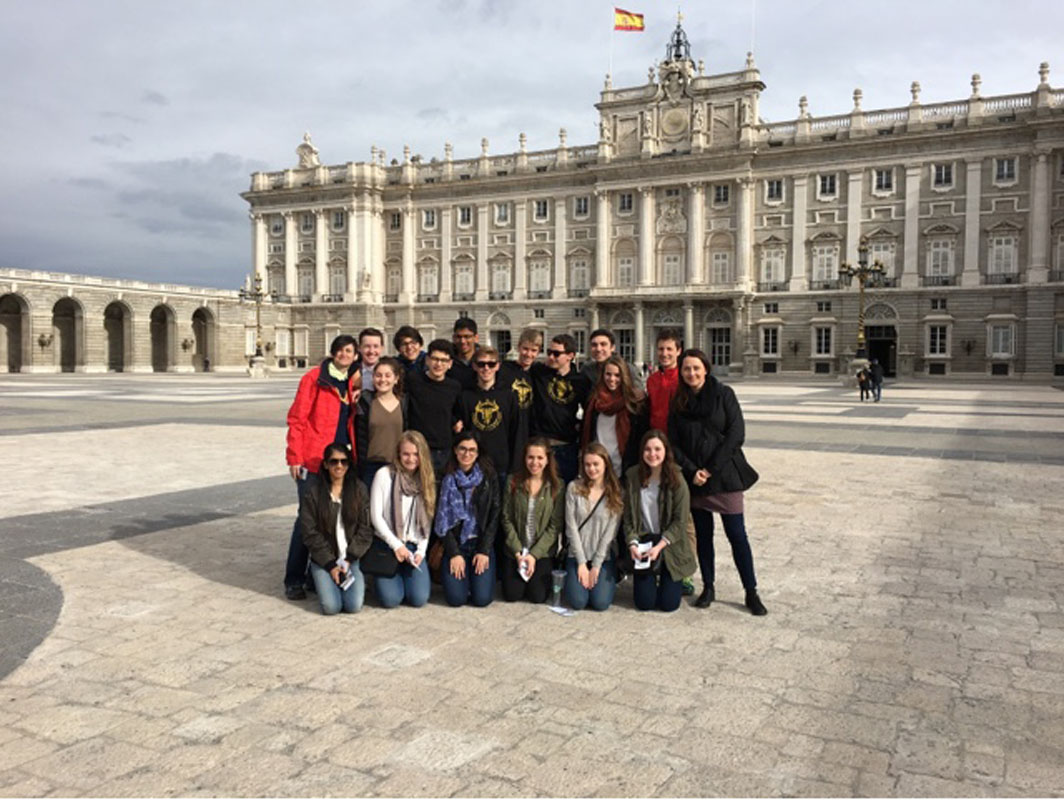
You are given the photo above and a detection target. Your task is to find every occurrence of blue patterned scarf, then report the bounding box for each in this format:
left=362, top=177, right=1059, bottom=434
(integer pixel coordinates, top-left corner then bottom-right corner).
left=434, top=463, right=484, bottom=546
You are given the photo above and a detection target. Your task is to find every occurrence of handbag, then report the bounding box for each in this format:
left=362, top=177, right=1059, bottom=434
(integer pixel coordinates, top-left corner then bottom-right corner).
left=359, top=538, right=400, bottom=578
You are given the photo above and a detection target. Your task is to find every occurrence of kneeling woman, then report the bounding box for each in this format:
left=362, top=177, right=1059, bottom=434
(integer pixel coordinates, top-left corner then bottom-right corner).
left=501, top=438, right=564, bottom=603
left=435, top=431, right=500, bottom=607
left=299, top=442, right=374, bottom=615
left=564, top=442, right=623, bottom=611
left=369, top=430, right=436, bottom=608
left=623, top=431, right=698, bottom=612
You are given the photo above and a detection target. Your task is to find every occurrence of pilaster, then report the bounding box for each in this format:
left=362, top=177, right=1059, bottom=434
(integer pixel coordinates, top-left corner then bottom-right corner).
left=1029, top=149, right=1051, bottom=283
left=687, top=183, right=705, bottom=284
left=440, top=207, right=453, bottom=303
left=475, top=203, right=489, bottom=301
left=736, top=177, right=754, bottom=290
left=962, top=159, right=983, bottom=287
left=635, top=302, right=645, bottom=370
left=346, top=202, right=358, bottom=301
left=846, top=171, right=863, bottom=265
left=789, top=176, right=808, bottom=291
left=513, top=201, right=527, bottom=300
left=683, top=301, right=694, bottom=352
left=284, top=212, right=297, bottom=297
left=638, top=187, right=655, bottom=286
left=595, top=190, right=610, bottom=288
left=400, top=198, right=415, bottom=304
left=314, top=210, right=328, bottom=300
left=901, top=164, right=922, bottom=289
left=553, top=198, right=567, bottom=296
left=251, top=212, right=266, bottom=287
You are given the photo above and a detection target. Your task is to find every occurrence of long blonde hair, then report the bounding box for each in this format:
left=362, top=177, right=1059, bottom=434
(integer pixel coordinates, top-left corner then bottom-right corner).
left=573, top=442, right=624, bottom=515
left=392, top=430, right=436, bottom=516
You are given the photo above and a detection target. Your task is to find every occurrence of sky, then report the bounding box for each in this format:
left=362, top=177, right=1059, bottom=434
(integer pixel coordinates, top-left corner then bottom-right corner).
left=1, top=0, right=1060, bottom=290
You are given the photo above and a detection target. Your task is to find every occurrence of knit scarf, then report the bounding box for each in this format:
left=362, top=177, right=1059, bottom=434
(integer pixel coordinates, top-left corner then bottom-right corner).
left=390, top=466, right=430, bottom=543
left=582, top=386, right=631, bottom=457
left=434, top=463, right=484, bottom=546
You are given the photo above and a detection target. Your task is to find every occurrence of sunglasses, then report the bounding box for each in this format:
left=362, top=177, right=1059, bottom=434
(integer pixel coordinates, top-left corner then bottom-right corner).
left=326, top=458, right=349, bottom=467
left=474, top=360, right=498, bottom=368
left=546, top=349, right=568, bottom=358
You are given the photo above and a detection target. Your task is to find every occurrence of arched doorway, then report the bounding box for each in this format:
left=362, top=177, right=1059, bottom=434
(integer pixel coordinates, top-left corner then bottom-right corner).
left=0, top=293, right=30, bottom=373
left=52, top=298, right=83, bottom=373
left=864, top=302, right=899, bottom=377
left=191, top=307, right=215, bottom=372
left=150, top=305, right=176, bottom=373
left=103, top=301, right=132, bottom=372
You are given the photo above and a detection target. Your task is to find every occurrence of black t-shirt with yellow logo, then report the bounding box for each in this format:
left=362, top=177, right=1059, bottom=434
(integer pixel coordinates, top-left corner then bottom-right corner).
left=459, top=384, right=520, bottom=474
left=529, top=361, right=591, bottom=444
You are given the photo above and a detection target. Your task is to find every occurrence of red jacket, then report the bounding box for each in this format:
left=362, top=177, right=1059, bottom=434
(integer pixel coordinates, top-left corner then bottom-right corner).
left=285, top=359, right=359, bottom=473
left=646, top=366, right=679, bottom=433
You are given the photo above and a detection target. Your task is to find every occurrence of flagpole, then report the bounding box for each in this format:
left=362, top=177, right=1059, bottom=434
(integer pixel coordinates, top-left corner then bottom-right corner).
left=608, top=7, right=614, bottom=81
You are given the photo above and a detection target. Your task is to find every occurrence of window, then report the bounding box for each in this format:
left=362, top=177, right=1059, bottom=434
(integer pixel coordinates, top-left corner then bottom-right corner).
left=761, top=247, right=785, bottom=283
left=571, top=258, right=589, bottom=290
left=574, top=196, right=589, bottom=217
left=812, top=244, right=838, bottom=282
left=617, top=256, right=634, bottom=287
left=1057, top=233, right=1064, bottom=271
left=764, top=302, right=779, bottom=314
left=765, top=179, right=783, bottom=202
left=275, top=328, right=290, bottom=357
left=709, top=327, right=731, bottom=367
left=297, top=266, right=314, bottom=298
left=333, top=211, right=346, bottom=231
left=711, top=252, right=731, bottom=284
left=664, top=188, right=681, bottom=198
left=574, top=307, right=586, bottom=318
left=245, top=328, right=257, bottom=356
left=533, top=308, right=545, bottom=319
left=874, top=168, right=894, bottom=193
left=267, top=266, right=285, bottom=295
left=1056, top=323, right=1064, bottom=356
left=572, top=329, right=587, bottom=356
left=816, top=301, right=832, bottom=313
left=994, top=157, right=1017, bottom=184
left=329, top=264, right=346, bottom=296
left=818, top=174, right=837, bottom=198
left=618, top=192, right=633, bottom=213
left=931, top=298, right=947, bottom=311
left=330, top=239, right=347, bottom=251
left=988, top=235, right=1018, bottom=275
left=270, top=217, right=284, bottom=236
left=293, top=328, right=308, bottom=357
left=989, top=324, right=1014, bottom=357
left=762, top=327, right=779, bottom=356
left=617, top=329, right=635, bottom=363
left=389, top=212, right=401, bottom=231
left=268, top=243, right=283, bottom=255
left=664, top=254, right=684, bottom=285
left=458, top=206, right=472, bottom=227
left=418, top=263, right=438, bottom=296
left=529, top=259, right=551, bottom=292
left=933, top=163, right=954, bottom=189
left=491, top=261, right=511, bottom=294
left=494, top=203, right=510, bottom=225
left=534, top=199, right=549, bottom=222
left=928, top=325, right=949, bottom=355
left=301, top=213, right=314, bottom=234
left=386, top=266, right=402, bottom=298
left=815, top=327, right=832, bottom=355
left=493, top=330, right=512, bottom=357
left=713, top=184, right=730, bottom=205
left=454, top=262, right=474, bottom=295
left=928, top=240, right=954, bottom=277
left=422, top=209, right=436, bottom=230
left=869, top=240, right=895, bottom=275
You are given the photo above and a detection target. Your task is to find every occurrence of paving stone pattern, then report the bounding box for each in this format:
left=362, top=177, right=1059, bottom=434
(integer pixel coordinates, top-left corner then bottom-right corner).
left=0, top=374, right=1062, bottom=796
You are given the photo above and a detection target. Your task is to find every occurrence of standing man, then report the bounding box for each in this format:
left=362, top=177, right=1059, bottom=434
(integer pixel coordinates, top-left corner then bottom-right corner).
left=406, top=338, right=464, bottom=475
left=448, top=317, right=479, bottom=390
left=580, top=328, right=643, bottom=389
left=869, top=358, right=884, bottom=402
left=283, top=334, right=361, bottom=600
left=459, top=346, right=520, bottom=492
left=393, top=325, right=426, bottom=374
left=500, top=327, right=541, bottom=461
left=530, top=333, right=591, bottom=482
left=357, top=327, right=384, bottom=395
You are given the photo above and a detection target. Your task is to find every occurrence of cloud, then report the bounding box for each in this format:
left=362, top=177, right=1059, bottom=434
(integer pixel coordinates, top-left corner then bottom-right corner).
left=141, top=90, right=169, bottom=106
left=68, top=177, right=111, bottom=190
left=99, top=110, right=145, bottom=124
left=90, top=133, right=132, bottom=148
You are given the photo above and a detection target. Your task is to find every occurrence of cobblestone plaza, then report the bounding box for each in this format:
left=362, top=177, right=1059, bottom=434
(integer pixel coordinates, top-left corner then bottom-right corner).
left=0, top=374, right=1062, bottom=796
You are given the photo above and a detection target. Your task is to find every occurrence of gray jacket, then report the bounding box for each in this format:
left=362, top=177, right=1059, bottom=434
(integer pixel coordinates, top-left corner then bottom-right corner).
left=565, top=482, right=621, bottom=569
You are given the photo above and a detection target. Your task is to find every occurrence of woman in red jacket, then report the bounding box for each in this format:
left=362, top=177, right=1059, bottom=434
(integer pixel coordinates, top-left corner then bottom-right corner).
left=283, top=334, right=361, bottom=600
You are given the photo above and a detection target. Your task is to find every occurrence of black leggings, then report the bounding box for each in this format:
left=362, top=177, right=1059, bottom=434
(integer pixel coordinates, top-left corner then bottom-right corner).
left=500, top=553, right=552, bottom=603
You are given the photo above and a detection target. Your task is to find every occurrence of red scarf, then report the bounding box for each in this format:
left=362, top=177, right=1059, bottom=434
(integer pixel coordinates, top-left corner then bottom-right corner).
left=582, top=386, right=631, bottom=456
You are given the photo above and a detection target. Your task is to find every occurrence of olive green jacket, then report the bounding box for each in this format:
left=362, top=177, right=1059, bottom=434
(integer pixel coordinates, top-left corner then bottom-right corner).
left=502, top=480, right=565, bottom=561
left=621, top=464, right=698, bottom=582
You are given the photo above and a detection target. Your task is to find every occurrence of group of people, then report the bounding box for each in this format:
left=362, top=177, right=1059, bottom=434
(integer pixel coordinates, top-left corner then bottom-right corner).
left=284, top=318, right=768, bottom=617
left=856, top=358, right=885, bottom=402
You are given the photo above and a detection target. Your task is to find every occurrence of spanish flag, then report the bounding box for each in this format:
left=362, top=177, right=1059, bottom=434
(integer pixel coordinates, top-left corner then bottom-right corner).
left=614, top=8, right=644, bottom=31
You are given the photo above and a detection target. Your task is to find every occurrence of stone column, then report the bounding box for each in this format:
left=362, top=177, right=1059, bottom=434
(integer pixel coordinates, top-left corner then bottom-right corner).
left=346, top=202, right=358, bottom=300
left=513, top=201, right=527, bottom=300
left=440, top=207, right=453, bottom=303
left=400, top=199, right=415, bottom=303
left=1029, top=149, right=1051, bottom=283
left=590, top=304, right=600, bottom=330
left=638, top=187, right=655, bottom=286
left=357, top=190, right=374, bottom=303
left=554, top=198, right=567, bottom=297
left=901, top=164, right=922, bottom=289
left=683, top=301, right=695, bottom=351
left=284, top=211, right=297, bottom=298
left=961, top=159, right=983, bottom=287
left=251, top=212, right=266, bottom=287
left=595, top=190, right=610, bottom=288
left=846, top=170, right=863, bottom=265
left=370, top=194, right=385, bottom=300
left=635, top=303, right=645, bottom=370
left=736, top=177, right=755, bottom=290
left=475, top=203, right=489, bottom=301
left=788, top=176, right=808, bottom=291
left=687, top=183, right=705, bottom=284
left=315, top=210, right=328, bottom=299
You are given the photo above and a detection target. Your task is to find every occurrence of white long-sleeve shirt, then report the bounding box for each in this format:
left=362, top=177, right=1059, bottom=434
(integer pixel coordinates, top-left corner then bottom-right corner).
left=370, top=467, right=429, bottom=560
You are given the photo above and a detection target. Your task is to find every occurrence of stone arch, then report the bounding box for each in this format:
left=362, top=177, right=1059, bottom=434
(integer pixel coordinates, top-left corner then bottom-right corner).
left=103, top=300, right=134, bottom=372
left=610, top=309, right=635, bottom=327
left=704, top=307, right=733, bottom=325
left=150, top=304, right=176, bottom=372
left=52, top=297, right=84, bottom=373
left=0, top=292, right=31, bottom=373
left=191, top=306, right=216, bottom=372
left=651, top=309, right=681, bottom=326
left=865, top=302, right=899, bottom=321
left=487, top=311, right=511, bottom=328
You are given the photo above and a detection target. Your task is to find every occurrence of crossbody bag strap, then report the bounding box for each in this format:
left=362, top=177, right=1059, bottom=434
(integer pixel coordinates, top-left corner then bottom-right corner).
left=577, top=493, right=606, bottom=533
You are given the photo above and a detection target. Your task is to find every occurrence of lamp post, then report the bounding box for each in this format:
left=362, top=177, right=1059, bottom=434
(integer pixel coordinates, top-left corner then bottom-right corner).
left=838, top=236, right=885, bottom=361
left=238, top=274, right=277, bottom=377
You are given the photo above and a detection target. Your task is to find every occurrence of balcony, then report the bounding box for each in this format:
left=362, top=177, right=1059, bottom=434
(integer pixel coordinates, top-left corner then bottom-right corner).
left=384, top=293, right=399, bottom=303
left=453, top=292, right=475, bottom=302
left=1050, top=270, right=1064, bottom=283
left=528, top=290, right=551, bottom=300
left=321, top=294, right=344, bottom=303
left=416, top=294, right=439, bottom=303
left=922, top=275, right=955, bottom=287
left=757, top=282, right=789, bottom=293
left=810, top=279, right=839, bottom=291
left=489, top=291, right=512, bottom=300
left=297, top=295, right=312, bottom=303
left=985, top=273, right=1019, bottom=285
left=568, top=288, right=590, bottom=298
left=879, top=277, right=898, bottom=288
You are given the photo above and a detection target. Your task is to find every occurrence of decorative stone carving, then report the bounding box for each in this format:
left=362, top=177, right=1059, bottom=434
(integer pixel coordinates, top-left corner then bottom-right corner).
left=692, top=104, right=704, bottom=132
left=865, top=302, right=898, bottom=320
left=657, top=198, right=687, bottom=235
left=296, top=132, right=320, bottom=168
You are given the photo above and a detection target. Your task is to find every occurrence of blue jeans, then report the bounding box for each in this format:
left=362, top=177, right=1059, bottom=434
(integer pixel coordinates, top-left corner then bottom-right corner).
left=633, top=567, right=683, bottom=612
left=872, top=382, right=882, bottom=401
left=551, top=443, right=579, bottom=483
left=565, top=557, right=616, bottom=611
left=692, top=509, right=757, bottom=591
left=374, top=543, right=432, bottom=608
left=441, top=546, right=496, bottom=607
left=309, top=560, right=365, bottom=615
left=284, top=474, right=312, bottom=590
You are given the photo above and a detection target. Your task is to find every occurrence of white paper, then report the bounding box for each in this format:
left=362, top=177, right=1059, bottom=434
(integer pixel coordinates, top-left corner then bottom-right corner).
left=633, top=541, right=653, bottom=570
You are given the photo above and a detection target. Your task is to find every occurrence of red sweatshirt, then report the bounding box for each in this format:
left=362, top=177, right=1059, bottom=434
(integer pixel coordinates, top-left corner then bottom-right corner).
left=646, top=366, right=679, bottom=433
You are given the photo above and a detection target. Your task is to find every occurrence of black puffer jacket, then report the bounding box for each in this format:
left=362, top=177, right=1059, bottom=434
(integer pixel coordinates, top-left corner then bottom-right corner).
left=668, top=376, right=759, bottom=496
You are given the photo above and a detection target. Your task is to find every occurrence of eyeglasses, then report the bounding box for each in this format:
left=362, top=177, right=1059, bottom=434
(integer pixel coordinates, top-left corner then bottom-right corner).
left=326, top=458, right=349, bottom=467
left=456, top=446, right=479, bottom=455
left=546, top=349, right=568, bottom=358
left=428, top=355, right=452, bottom=364
left=474, top=361, right=498, bottom=368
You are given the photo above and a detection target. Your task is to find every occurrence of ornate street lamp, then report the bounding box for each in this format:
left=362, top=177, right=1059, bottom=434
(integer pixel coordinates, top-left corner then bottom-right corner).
left=838, top=236, right=885, bottom=360
left=238, top=274, right=278, bottom=359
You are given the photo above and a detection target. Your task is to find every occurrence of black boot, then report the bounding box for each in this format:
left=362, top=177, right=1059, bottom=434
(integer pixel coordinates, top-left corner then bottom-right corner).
left=745, top=590, right=767, bottom=616
left=694, top=584, right=714, bottom=608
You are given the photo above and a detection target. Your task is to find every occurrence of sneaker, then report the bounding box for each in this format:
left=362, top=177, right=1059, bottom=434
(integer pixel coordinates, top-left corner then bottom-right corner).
left=284, top=585, right=307, bottom=601
left=681, top=577, right=695, bottom=596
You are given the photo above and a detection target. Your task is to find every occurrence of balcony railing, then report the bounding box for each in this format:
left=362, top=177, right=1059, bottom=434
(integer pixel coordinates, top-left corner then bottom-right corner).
left=416, top=294, right=439, bottom=303
left=297, top=295, right=312, bottom=303
left=810, top=279, right=839, bottom=290
left=985, top=273, right=1019, bottom=285
left=453, top=292, right=475, bottom=302
left=757, top=282, right=788, bottom=293
left=922, top=275, right=955, bottom=287
left=384, top=293, right=399, bottom=303
left=1050, top=270, right=1064, bottom=283
left=320, top=294, right=344, bottom=303
left=568, top=288, right=590, bottom=298
left=488, top=291, right=512, bottom=300
left=528, top=290, right=551, bottom=299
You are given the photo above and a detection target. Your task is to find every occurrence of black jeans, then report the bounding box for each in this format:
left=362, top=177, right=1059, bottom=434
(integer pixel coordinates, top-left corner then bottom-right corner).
left=633, top=567, right=684, bottom=611
left=691, top=508, right=757, bottom=591
left=500, top=552, right=552, bottom=603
